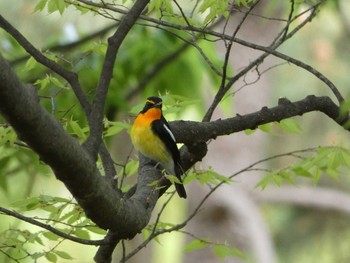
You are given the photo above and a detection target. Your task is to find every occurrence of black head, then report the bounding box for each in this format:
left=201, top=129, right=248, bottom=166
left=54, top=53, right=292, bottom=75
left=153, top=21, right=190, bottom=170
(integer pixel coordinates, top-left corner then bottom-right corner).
left=141, top=96, right=163, bottom=113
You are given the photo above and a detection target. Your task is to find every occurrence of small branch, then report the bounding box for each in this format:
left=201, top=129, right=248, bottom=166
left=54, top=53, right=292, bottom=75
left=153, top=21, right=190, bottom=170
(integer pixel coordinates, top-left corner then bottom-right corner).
left=0, top=207, right=105, bottom=245
left=84, top=0, right=150, bottom=157
left=0, top=14, right=91, bottom=114
left=80, top=0, right=342, bottom=105
left=126, top=42, right=189, bottom=100
left=281, top=0, right=295, bottom=41
left=10, top=23, right=117, bottom=66
left=203, top=0, right=260, bottom=122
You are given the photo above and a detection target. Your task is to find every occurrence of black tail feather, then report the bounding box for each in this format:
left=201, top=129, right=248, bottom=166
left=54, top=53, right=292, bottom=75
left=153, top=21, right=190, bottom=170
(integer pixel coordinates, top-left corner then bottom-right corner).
left=175, top=183, right=187, bottom=199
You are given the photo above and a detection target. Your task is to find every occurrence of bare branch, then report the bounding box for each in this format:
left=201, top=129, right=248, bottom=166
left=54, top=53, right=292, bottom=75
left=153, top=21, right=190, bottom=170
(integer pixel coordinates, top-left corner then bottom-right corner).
left=203, top=0, right=260, bottom=122
left=172, top=95, right=345, bottom=146
left=10, top=23, right=117, bottom=66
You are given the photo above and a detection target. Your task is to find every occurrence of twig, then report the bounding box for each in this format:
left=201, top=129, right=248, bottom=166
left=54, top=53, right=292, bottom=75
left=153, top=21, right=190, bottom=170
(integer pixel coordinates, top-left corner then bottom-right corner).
left=203, top=0, right=260, bottom=122
left=0, top=207, right=105, bottom=246
left=10, top=23, right=117, bottom=66
left=78, top=0, right=342, bottom=105
left=0, top=15, right=91, bottom=114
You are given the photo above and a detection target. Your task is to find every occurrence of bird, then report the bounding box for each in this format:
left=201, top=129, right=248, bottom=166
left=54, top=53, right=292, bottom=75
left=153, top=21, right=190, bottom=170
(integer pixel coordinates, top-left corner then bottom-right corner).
left=130, top=96, right=187, bottom=198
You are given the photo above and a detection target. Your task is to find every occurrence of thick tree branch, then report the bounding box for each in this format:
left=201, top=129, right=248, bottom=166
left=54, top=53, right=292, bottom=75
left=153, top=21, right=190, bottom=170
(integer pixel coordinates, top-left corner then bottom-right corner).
left=171, top=95, right=346, bottom=146
left=0, top=15, right=118, bottom=180
left=94, top=231, right=120, bottom=263
left=0, top=54, right=158, bottom=238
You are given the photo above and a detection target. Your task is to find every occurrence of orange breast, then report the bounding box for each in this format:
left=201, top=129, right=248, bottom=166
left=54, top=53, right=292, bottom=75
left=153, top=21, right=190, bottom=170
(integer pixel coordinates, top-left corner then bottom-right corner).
left=130, top=108, right=172, bottom=165
left=133, top=108, right=161, bottom=126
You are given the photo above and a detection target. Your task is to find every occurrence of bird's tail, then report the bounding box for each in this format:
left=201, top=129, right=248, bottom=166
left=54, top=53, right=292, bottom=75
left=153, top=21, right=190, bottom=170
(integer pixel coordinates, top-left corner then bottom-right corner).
left=175, top=163, right=187, bottom=199
left=175, top=183, right=187, bottom=199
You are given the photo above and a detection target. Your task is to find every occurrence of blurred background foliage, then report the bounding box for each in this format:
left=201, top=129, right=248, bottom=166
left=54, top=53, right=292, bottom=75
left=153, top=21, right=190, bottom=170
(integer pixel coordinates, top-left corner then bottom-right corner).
left=1, top=0, right=350, bottom=262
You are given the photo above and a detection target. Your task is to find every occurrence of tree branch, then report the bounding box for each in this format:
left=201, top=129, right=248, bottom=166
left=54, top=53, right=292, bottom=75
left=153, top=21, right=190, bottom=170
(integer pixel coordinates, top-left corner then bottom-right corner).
left=0, top=207, right=105, bottom=246
left=94, top=231, right=120, bottom=263
left=84, top=0, right=150, bottom=157
left=0, top=14, right=91, bottom=114
left=79, top=0, right=343, bottom=105
left=10, top=23, right=117, bottom=66
left=0, top=54, right=158, bottom=238
left=171, top=95, right=345, bottom=145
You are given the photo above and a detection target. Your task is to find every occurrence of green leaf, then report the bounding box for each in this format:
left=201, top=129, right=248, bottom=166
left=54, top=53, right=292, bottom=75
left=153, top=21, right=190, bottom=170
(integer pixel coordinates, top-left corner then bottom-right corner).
left=85, top=226, right=107, bottom=235
left=124, top=159, right=139, bottom=177
left=54, top=250, right=74, bottom=260
left=195, top=169, right=232, bottom=186
left=73, top=229, right=90, bottom=239
left=47, top=0, right=65, bottom=14
left=43, top=231, right=60, bottom=241
left=213, top=244, right=245, bottom=259
left=244, top=128, right=256, bottom=135
left=67, top=210, right=80, bottom=224
left=69, top=120, right=87, bottom=140
left=167, top=175, right=181, bottom=184
left=40, top=194, right=54, bottom=203
left=50, top=76, right=67, bottom=89
left=59, top=209, right=76, bottom=222
left=31, top=252, right=45, bottom=260
left=141, top=227, right=152, bottom=241
left=24, top=56, right=37, bottom=71
left=104, top=121, right=130, bottom=137
left=184, top=239, right=208, bottom=253
left=34, top=75, right=50, bottom=90
left=45, top=252, right=57, bottom=263
left=276, top=118, right=302, bottom=133
left=34, top=0, right=48, bottom=13
left=258, top=123, right=273, bottom=133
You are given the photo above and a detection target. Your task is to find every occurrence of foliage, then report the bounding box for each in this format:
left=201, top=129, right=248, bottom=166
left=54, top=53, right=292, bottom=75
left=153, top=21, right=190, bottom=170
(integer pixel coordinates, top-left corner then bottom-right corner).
left=257, top=146, right=350, bottom=189
left=1, top=195, right=106, bottom=262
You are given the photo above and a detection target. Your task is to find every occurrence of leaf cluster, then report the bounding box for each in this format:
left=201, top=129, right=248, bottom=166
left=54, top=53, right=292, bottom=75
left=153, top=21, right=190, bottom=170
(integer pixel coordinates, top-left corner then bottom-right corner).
left=257, top=146, right=350, bottom=189
left=1, top=195, right=106, bottom=262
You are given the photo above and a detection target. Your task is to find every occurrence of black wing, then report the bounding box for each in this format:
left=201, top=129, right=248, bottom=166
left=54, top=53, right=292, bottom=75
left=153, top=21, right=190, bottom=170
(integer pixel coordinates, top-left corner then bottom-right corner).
left=151, top=117, right=187, bottom=198
left=151, top=117, right=181, bottom=167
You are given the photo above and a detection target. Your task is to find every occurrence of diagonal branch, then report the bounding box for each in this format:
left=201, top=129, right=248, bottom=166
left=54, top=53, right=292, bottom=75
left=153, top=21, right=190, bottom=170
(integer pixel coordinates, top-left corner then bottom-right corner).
left=202, top=0, right=260, bottom=122
left=0, top=15, right=119, bottom=180
left=84, top=0, right=150, bottom=157
left=0, top=14, right=91, bottom=114
left=10, top=23, right=117, bottom=66
left=0, top=207, right=105, bottom=246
